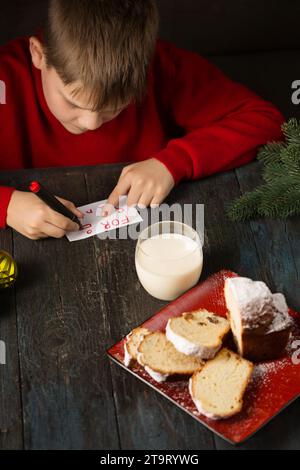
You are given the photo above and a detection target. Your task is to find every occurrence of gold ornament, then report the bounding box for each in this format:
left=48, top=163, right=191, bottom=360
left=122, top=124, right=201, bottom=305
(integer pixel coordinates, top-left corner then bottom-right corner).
left=0, top=251, right=18, bottom=289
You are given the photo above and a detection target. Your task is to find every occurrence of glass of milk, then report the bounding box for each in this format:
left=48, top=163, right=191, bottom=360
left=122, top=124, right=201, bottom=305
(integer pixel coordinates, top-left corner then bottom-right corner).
left=135, top=221, right=203, bottom=301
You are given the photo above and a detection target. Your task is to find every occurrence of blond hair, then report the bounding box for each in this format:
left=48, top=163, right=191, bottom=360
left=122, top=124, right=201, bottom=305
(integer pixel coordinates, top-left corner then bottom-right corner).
left=43, top=0, right=159, bottom=111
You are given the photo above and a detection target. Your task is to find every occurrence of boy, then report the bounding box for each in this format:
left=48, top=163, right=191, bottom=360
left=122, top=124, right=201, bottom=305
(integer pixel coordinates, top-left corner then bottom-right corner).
left=0, top=0, right=284, bottom=240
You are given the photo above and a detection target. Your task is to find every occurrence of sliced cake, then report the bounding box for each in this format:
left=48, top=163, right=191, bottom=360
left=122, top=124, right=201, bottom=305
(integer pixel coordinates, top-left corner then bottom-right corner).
left=189, top=348, right=253, bottom=419
left=124, top=327, right=150, bottom=367
left=166, top=309, right=230, bottom=360
left=224, top=277, right=292, bottom=361
left=137, top=332, right=204, bottom=382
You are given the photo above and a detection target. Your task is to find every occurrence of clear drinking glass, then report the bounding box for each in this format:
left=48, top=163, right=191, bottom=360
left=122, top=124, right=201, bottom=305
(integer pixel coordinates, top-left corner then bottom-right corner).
left=135, top=221, right=203, bottom=301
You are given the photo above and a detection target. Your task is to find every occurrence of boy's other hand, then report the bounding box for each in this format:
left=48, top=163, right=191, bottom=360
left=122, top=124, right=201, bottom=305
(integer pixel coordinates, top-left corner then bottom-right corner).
left=102, top=158, right=175, bottom=216
left=6, top=190, right=84, bottom=240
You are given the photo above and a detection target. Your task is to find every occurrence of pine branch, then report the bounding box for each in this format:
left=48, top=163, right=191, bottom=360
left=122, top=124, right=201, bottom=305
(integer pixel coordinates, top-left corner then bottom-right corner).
left=257, top=141, right=285, bottom=166
left=227, top=189, right=262, bottom=221
left=282, top=118, right=300, bottom=146
left=227, top=118, right=300, bottom=221
left=263, top=162, right=284, bottom=183
left=258, top=178, right=299, bottom=218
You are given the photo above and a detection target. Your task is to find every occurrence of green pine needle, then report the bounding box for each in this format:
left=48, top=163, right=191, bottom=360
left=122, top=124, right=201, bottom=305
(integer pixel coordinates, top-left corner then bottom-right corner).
left=257, top=141, right=285, bottom=166
left=282, top=118, right=300, bottom=146
left=227, top=189, right=262, bottom=222
left=263, top=162, right=284, bottom=183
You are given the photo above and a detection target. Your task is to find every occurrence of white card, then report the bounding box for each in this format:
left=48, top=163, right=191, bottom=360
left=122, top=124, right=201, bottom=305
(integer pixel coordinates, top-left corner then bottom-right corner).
left=66, top=197, right=143, bottom=242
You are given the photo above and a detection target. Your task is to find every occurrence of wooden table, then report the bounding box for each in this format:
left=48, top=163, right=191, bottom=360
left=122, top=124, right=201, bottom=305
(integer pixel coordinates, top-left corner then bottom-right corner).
left=0, top=162, right=299, bottom=450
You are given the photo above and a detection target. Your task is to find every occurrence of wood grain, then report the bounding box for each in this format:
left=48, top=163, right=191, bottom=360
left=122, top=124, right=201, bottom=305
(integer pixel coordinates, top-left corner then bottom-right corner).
left=0, top=229, right=23, bottom=449
left=0, top=162, right=299, bottom=449
left=214, top=163, right=300, bottom=450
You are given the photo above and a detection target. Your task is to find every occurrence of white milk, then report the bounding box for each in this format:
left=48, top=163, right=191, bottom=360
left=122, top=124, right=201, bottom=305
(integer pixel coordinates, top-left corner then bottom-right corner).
left=135, top=233, right=203, bottom=301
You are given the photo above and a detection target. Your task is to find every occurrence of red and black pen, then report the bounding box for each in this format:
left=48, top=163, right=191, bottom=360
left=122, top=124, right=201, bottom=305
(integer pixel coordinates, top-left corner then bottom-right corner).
left=29, top=181, right=83, bottom=229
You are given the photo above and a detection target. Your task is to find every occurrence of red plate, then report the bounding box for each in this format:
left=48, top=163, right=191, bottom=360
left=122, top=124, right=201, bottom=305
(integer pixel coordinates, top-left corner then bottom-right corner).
left=107, top=270, right=300, bottom=444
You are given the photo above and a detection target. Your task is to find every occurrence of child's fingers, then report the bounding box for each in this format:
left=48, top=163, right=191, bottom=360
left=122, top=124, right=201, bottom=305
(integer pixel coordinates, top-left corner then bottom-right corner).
left=56, top=197, right=84, bottom=218
left=102, top=178, right=131, bottom=216
left=76, top=210, right=85, bottom=219
left=40, top=223, right=67, bottom=239
left=127, top=186, right=143, bottom=208
left=34, top=233, right=49, bottom=240
left=150, top=196, right=162, bottom=208
left=101, top=203, right=115, bottom=218
left=137, top=192, right=154, bottom=208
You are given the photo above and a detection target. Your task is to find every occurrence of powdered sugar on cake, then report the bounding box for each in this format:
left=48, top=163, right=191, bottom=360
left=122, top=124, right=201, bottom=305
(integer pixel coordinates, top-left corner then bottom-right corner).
left=225, top=278, right=274, bottom=330
left=225, top=277, right=291, bottom=333
left=165, top=318, right=221, bottom=360
left=137, top=352, right=170, bottom=382
left=269, top=293, right=293, bottom=333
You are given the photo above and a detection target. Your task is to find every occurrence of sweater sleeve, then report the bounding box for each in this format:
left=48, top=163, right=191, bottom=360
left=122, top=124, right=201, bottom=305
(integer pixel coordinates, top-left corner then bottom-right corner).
left=0, top=186, right=15, bottom=229
left=153, top=42, right=285, bottom=184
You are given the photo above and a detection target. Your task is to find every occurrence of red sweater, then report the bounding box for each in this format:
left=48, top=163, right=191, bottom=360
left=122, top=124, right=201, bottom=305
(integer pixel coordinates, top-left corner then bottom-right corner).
left=0, top=36, right=284, bottom=228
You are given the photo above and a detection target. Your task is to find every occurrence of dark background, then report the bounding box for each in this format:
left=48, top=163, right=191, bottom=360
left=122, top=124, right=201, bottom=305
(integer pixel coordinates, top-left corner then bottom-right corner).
left=1, top=0, right=300, bottom=119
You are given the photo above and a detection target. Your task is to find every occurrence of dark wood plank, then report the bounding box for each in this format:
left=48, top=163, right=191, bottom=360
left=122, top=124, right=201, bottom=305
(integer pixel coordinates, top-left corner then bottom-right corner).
left=234, top=163, right=300, bottom=306
left=84, top=169, right=216, bottom=450
left=215, top=162, right=300, bottom=450
left=1, top=162, right=299, bottom=449
left=187, top=171, right=263, bottom=283
left=4, top=169, right=120, bottom=449
left=180, top=168, right=267, bottom=449
left=0, top=228, right=23, bottom=449
left=83, top=165, right=264, bottom=450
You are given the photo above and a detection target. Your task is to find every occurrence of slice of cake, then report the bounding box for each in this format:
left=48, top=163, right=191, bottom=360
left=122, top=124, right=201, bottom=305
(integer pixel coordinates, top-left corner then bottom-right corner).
left=124, top=327, right=150, bottom=367
left=189, top=348, right=253, bottom=419
left=166, top=309, right=230, bottom=360
left=224, top=277, right=292, bottom=361
left=137, top=332, right=204, bottom=382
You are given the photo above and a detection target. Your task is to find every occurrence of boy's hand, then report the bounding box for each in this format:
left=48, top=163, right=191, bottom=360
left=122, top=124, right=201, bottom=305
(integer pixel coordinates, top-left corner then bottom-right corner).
left=102, top=158, right=175, bottom=216
left=6, top=190, right=84, bottom=240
